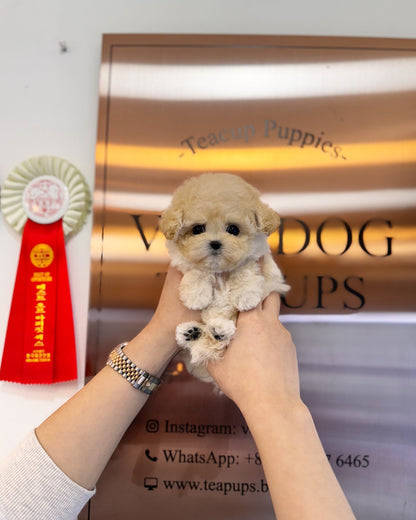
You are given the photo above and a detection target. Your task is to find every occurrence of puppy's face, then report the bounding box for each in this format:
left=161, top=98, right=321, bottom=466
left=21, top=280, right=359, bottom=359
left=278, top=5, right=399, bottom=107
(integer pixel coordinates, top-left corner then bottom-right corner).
left=173, top=207, right=256, bottom=272
left=160, top=173, right=280, bottom=273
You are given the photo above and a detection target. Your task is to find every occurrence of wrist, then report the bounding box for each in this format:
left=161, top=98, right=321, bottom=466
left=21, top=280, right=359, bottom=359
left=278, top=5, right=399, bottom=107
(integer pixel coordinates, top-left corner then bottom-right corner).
left=122, top=323, right=178, bottom=378
left=242, top=397, right=310, bottom=434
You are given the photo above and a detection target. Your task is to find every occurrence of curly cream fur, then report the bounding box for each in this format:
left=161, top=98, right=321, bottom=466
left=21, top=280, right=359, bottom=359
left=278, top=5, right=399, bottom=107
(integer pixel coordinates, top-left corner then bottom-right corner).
left=160, top=173, right=289, bottom=385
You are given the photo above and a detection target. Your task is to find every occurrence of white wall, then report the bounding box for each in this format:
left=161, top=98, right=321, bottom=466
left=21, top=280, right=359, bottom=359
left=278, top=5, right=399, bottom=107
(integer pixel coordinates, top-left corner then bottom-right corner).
left=1, top=0, right=415, bottom=458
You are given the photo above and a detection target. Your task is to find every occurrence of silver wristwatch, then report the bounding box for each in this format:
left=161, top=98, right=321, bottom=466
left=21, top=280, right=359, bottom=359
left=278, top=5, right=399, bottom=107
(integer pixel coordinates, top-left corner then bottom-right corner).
left=106, top=342, right=161, bottom=395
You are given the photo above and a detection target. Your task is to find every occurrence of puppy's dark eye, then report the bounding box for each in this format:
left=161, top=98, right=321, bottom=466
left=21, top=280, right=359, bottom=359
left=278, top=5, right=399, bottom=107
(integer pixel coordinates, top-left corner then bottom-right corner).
left=192, top=224, right=206, bottom=235
left=226, top=224, right=240, bottom=236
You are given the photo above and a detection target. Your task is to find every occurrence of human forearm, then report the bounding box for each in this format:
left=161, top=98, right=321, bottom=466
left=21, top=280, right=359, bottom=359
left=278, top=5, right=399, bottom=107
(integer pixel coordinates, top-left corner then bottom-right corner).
left=35, top=323, right=177, bottom=490
left=246, top=401, right=357, bottom=520
left=35, top=267, right=193, bottom=491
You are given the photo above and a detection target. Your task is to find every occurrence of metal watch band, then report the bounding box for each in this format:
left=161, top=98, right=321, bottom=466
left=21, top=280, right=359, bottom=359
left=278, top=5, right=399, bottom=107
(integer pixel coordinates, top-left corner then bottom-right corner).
left=106, top=342, right=161, bottom=395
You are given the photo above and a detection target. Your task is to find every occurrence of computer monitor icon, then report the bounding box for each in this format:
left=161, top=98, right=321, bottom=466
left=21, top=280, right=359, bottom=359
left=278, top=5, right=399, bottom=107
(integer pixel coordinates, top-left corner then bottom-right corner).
left=144, top=477, right=158, bottom=491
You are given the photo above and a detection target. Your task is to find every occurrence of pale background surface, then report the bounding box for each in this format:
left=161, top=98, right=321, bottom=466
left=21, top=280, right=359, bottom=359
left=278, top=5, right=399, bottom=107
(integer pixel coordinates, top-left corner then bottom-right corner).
left=1, top=0, right=416, bottom=458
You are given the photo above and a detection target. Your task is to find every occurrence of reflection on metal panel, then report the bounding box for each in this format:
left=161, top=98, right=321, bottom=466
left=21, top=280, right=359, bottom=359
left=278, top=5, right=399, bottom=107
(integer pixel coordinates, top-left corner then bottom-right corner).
left=85, top=35, right=416, bottom=519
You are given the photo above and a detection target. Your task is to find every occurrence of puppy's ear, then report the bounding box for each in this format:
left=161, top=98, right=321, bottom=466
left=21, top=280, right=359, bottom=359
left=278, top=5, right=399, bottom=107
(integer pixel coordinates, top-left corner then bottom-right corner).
left=253, top=201, right=280, bottom=236
left=159, top=207, right=183, bottom=240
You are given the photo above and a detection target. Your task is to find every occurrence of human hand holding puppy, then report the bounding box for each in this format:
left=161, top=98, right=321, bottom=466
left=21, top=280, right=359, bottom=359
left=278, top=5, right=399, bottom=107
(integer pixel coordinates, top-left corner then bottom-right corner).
left=207, top=291, right=357, bottom=520
left=207, top=291, right=300, bottom=417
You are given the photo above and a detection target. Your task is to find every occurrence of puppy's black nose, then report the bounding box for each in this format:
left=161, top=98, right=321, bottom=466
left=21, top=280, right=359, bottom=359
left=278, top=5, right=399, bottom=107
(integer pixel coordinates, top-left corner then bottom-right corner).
left=210, top=240, right=222, bottom=251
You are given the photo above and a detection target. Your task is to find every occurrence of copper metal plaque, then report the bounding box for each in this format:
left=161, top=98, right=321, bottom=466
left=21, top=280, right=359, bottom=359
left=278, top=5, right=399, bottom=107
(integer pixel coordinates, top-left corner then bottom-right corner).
left=84, top=35, right=416, bottom=519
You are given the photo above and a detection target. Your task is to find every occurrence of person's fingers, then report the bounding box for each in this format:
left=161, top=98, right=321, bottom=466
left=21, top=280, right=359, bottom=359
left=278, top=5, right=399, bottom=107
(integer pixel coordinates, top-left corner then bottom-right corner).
left=234, top=292, right=281, bottom=329
left=166, top=264, right=181, bottom=282
left=161, top=265, right=185, bottom=300
left=234, top=299, right=262, bottom=326
left=262, top=291, right=281, bottom=315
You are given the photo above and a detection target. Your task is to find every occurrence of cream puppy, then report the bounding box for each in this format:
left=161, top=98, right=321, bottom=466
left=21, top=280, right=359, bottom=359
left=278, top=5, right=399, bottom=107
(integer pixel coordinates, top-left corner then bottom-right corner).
left=160, top=173, right=289, bottom=383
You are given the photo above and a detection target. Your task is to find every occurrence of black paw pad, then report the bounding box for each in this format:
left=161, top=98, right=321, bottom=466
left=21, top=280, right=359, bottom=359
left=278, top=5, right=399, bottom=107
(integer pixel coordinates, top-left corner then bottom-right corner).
left=212, top=330, right=225, bottom=341
left=184, top=327, right=201, bottom=341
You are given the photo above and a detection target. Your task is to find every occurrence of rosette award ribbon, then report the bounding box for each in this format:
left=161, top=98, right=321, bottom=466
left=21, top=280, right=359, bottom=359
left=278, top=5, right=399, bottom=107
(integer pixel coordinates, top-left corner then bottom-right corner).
left=0, top=157, right=91, bottom=384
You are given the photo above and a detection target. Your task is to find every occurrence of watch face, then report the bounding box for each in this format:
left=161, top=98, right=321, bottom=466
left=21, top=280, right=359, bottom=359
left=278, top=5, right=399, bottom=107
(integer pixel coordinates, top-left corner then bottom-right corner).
left=23, top=175, right=69, bottom=224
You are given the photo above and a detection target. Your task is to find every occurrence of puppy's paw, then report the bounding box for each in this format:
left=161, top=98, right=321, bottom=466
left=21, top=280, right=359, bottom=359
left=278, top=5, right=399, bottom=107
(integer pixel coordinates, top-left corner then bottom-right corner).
left=176, top=321, right=203, bottom=348
left=262, top=276, right=290, bottom=299
left=275, top=278, right=291, bottom=295
left=232, top=287, right=263, bottom=311
left=207, top=318, right=236, bottom=343
left=180, top=273, right=214, bottom=310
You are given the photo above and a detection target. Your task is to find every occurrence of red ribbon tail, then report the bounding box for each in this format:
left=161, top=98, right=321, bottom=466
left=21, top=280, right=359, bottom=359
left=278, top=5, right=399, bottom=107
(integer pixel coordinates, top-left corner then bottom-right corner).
left=0, top=219, right=77, bottom=384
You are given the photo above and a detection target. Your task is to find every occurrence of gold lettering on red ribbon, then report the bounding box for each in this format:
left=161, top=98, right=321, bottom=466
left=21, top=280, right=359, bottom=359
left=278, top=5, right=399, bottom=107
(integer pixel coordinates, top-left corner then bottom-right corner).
left=25, top=280, right=54, bottom=364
